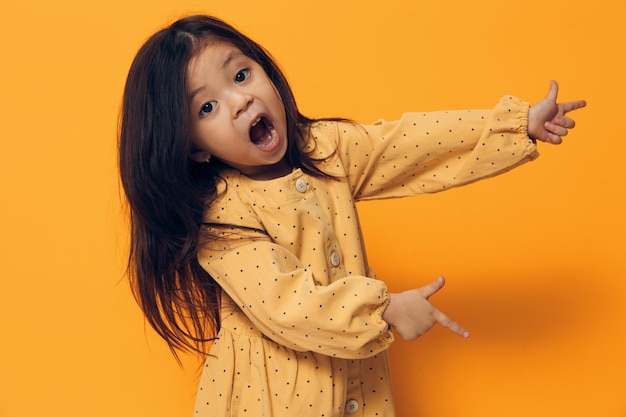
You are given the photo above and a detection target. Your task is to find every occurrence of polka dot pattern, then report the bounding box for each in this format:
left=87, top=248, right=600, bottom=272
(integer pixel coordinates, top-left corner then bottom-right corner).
left=194, top=96, right=538, bottom=416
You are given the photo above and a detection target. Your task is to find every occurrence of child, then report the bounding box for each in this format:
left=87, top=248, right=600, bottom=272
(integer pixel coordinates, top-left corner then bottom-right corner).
left=118, top=14, right=586, bottom=417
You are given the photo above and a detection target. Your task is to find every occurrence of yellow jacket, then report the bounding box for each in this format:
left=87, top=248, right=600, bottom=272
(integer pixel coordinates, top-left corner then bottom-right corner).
left=195, top=96, right=538, bottom=416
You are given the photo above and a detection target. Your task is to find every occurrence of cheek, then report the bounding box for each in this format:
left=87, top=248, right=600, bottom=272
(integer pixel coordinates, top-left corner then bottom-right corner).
left=190, top=114, right=217, bottom=138
left=268, top=89, right=287, bottom=121
left=271, top=87, right=284, bottom=108
left=188, top=127, right=202, bottom=148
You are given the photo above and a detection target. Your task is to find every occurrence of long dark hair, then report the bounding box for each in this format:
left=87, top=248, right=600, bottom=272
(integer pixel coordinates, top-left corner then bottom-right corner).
left=119, top=15, right=331, bottom=356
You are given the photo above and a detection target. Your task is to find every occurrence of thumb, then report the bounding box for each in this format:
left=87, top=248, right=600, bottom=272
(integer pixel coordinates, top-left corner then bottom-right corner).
left=545, top=80, right=559, bottom=103
left=419, top=276, right=446, bottom=299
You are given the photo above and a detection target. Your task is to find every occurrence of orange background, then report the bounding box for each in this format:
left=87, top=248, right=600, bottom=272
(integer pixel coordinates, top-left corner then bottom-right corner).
left=1, top=0, right=624, bottom=416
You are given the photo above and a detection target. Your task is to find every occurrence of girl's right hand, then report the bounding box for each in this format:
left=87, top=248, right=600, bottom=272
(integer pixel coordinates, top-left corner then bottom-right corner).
left=383, top=277, right=469, bottom=341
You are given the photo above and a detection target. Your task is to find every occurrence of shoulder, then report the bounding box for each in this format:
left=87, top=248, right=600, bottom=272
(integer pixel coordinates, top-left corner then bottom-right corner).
left=302, top=120, right=339, bottom=159
left=203, top=170, right=261, bottom=229
left=307, top=119, right=371, bottom=139
left=303, top=119, right=373, bottom=161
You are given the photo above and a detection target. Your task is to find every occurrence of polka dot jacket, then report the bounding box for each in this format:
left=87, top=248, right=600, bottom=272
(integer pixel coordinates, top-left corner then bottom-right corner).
left=194, top=96, right=538, bottom=416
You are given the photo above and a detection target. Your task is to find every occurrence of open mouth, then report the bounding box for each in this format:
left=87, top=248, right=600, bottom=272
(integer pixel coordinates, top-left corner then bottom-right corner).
left=249, top=116, right=277, bottom=148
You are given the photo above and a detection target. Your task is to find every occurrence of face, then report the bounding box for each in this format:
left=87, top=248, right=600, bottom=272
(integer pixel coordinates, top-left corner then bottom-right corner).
left=187, top=42, right=289, bottom=180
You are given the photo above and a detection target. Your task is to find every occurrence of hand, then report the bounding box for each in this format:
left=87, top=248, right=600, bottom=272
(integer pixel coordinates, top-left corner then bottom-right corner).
left=528, top=80, right=587, bottom=144
left=383, top=277, right=469, bottom=341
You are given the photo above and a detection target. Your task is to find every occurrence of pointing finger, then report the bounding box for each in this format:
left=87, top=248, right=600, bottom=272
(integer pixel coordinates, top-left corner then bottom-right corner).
left=433, top=309, right=470, bottom=338
left=560, top=99, right=587, bottom=115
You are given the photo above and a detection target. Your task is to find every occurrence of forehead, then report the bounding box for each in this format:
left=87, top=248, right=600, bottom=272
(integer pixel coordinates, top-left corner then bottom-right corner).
left=186, top=42, right=248, bottom=91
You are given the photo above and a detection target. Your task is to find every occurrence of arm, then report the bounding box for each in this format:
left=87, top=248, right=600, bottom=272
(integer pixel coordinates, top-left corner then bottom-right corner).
left=198, top=225, right=393, bottom=359
left=318, top=81, right=584, bottom=202
left=321, top=95, right=540, bottom=201
left=365, top=82, right=587, bottom=341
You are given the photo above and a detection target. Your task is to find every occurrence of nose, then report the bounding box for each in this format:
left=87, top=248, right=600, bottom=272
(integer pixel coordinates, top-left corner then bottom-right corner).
left=232, top=91, right=253, bottom=118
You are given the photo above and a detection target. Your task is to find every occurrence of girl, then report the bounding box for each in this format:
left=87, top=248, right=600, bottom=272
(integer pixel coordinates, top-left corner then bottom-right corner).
left=118, top=15, right=585, bottom=417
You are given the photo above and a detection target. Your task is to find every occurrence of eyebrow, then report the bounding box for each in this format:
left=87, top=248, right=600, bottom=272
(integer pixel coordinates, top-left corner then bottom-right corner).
left=188, top=85, right=204, bottom=102
left=187, top=50, right=245, bottom=101
left=221, top=50, right=243, bottom=70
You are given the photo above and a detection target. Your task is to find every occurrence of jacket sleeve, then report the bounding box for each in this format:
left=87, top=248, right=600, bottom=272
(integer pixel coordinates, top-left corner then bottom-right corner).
left=314, top=95, right=539, bottom=201
left=198, top=224, right=393, bottom=359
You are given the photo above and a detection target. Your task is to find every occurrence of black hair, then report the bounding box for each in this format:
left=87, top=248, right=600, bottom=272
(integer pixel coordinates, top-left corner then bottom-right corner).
left=118, top=15, right=335, bottom=356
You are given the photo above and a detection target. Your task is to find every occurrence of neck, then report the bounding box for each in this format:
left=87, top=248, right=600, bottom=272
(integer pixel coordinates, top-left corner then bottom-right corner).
left=245, top=159, right=292, bottom=181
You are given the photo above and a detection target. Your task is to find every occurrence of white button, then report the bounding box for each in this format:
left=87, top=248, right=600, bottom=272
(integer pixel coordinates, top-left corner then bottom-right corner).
left=295, top=178, right=308, bottom=193
left=345, top=399, right=359, bottom=414
left=330, top=251, right=341, bottom=267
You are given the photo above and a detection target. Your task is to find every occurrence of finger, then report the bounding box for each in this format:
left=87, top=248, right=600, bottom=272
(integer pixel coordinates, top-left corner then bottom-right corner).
left=544, top=132, right=563, bottom=145
left=560, top=99, right=587, bottom=115
left=418, top=276, right=446, bottom=299
left=544, top=121, right=569, bottom=137
left=433, top=309, right=470, bottom=338
left=553, top=116, right=576, bottom=129
left=545, top=80, right=559, bottom=103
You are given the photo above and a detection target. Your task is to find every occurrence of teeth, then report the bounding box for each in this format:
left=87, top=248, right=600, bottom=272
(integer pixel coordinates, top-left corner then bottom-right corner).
left=252, top=117, right=262, bottom=127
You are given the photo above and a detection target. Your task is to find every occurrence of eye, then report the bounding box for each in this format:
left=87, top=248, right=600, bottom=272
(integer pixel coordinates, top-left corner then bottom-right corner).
left=234, top=68, right=250, bottom=84
left=199, top=101, right=217, bottom=116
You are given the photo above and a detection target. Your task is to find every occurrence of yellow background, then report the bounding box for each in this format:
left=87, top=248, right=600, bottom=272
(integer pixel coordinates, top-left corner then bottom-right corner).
left=1, top=0, right=624, bottom=416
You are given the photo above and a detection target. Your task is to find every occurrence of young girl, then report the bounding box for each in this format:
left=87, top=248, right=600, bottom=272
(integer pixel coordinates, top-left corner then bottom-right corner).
left=118, top=15, right=585, bottom=417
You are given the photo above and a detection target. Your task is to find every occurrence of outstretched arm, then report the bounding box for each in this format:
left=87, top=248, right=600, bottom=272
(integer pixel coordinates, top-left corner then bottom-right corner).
left=383, top=277, right=469, bottom=341
left=528, top=80, right=587, bottom=144
left=381, top=83, right=586, bottom=341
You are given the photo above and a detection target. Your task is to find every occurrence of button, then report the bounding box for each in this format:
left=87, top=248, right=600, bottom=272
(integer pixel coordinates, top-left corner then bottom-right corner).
left=295, top=178, right=308, bottom=193
left=345, top=399, right=359, bottom=414
left=330, top=251, right=341, bottom=267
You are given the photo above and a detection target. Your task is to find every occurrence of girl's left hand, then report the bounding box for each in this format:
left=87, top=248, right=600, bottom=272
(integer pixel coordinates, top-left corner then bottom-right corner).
left=528, top=80, right=586, bottom=144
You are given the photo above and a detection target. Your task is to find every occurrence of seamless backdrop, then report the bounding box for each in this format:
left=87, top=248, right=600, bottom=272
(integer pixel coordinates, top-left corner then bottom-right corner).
left=1, top=1, right=624, bottom=416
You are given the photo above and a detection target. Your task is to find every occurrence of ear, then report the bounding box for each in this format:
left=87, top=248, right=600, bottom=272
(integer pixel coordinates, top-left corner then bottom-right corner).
left=189, top=149, right=211, bottom=163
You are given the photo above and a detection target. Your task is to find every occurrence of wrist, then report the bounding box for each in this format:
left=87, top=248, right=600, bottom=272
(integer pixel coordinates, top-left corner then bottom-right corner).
left=382, top=293, right=398, bottom=327
left=527, top=106, right=538, bottom=142
left=383, top=292, right=411, bottom=329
